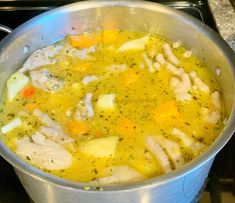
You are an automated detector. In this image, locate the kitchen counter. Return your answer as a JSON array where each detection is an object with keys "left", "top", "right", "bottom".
[{"left": 208, "top": 0, "right": 235, "bottom": 52}]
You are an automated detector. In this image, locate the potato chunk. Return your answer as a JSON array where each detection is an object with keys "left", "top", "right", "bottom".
[
  {"left": 1, "top": 117, "right": 22, "bottom": 134},
  {"left": 96, "top": 94, "right": 115, "bottom": 111},
  {"left": 80, "top": 136, "right": 119, "bottom": 157},
  {"left": 118, "top": 35, "right": 149, "bottom": 51},
  {"left": 7, "top": 72, "right": 29, "bottom": 101}
]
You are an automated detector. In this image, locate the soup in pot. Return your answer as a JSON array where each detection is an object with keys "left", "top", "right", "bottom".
[{"left": 0, "top": 30, "right": 224, "bottom": 184}]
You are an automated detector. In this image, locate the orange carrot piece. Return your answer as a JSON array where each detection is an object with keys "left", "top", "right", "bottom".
[
  {"left": 68, "top": 34, "right": 100, "bottom": 48},
  {"left": 22, "top": 86, "right": 36, "bottom": 98},
  {"left": 67, "top": 120, "right": 88, "bottom": 135},
  {"left": 152, "top": 101, "right": 179, "bottom": 122}
]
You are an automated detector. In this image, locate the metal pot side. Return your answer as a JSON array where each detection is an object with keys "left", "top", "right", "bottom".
[{"left": 0, "top": 1, "right": 235, "bottom": 203}]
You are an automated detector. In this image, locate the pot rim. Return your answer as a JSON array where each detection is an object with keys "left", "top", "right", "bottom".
[{"left": 0, "top": 0, "right": 235, "bottom": 192}]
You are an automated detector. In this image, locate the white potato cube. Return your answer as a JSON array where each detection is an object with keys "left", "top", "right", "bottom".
[
  {"left": 7, "top": 72, "right": 29, "bottom": 101},
  {"left": 96, "top": 94, "right": 115, "bottom": 111},
  {"left": 80, "top": 136, "right": 119, "bottom": 157},
  {"left": 118, "top": 35, "right": 149, "bottom": 51},
  {"left": 1, "top": 117, "right": 22, "bottom": 134}
]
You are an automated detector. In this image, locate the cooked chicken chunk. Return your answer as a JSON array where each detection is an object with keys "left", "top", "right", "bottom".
[
  {"left": 30, "top": 69, "right": 63, "bottom": 92},
  {"left": 15, "top": 132, "right": 73, "bottom": 170},
  {"left": 90, "top": 165, "right": 144, "bottom": 184},
  {"left": 146, "top": 137, "right": 172, "bottom": 173},
  {"left": 19, "top": 45, "right": 62, "bottom": 73},
  {"left": 75, "top": 93, "right": 94, "bottom": 120}
]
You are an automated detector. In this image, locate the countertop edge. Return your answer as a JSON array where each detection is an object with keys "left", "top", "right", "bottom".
[{"left": 208, "top": 0, "right": 235, "bottom": 52}]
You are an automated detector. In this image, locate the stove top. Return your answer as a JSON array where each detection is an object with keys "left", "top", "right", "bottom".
[
  {"left": 0, "top": 0, "right": 217, "bottom": 39},
  {"left": 0, "top": 1, "right": 234, "bottom": 203}
]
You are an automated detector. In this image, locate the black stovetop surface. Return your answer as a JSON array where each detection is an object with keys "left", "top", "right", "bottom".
[{"left": 0, "top": 1, "right": 234, "bottom": 203}]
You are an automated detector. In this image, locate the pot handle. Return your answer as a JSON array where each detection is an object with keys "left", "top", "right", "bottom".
[{"left": 0, "top": 24, "right": 12, "bottom": 34}]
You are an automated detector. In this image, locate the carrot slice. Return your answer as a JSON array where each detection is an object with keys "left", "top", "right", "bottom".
[
  {"left": 152, "top": 101, "right": 179, "bottom": 122},
  {"left": 68, "top": 34, "right": 100, "bottom": 48},
  {"left": 67, "top": 120, "right": 88, "bottom": 135},
  {"left": 22, "top": 86, "right": 36, "bottom": 98}
]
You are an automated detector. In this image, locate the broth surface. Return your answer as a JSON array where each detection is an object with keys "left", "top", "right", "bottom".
[{"left": 0, "top": 30, "right": 224, "bottom": 183}]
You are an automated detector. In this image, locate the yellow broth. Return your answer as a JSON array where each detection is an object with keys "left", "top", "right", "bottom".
[{"left": 0, "top": 30, "right": 224, "bottom": 183}]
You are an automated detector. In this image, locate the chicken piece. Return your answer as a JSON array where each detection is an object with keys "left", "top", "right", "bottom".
[
  {"left": 166, "top": 63, "right": 183, "bottom": 76},
  {"left": 155, "top": 53, "right": 166, "bottom": 65},
  {"left": 211, "top": 91, "right": 221, "bottom": 111},
  {"left": 154, "top": 135, "right": 185, "bottom": 168},
  {"left": 90, "top": 166, "right": 144, "bottom": 184},
  {"left": 201, "top": 91, "right": 221, "bottom": 125},
  {"left": 82, "top": 75, "right": 98, "bottom": 85},
  {"left": 146, "top": 137, "right": 172, "bottom": 173},
  {"left": 33, "top": 109, "right": 74, "bottom": 147},
  {"left": 153, "top": 62, "right": 161, "bottom": 71},
  {"left": 33, "top": 109, "right": 60, "bottom": 129},
  {"left": 19, "top": 45, "right": 62, "bottom": 73},
  {"left": 75, "top": 93, "right": 94, "bottom": 120},
  {"left": 170, "top": 72, "right": 192, "bottom": 102},
  {"left": 190, "top": 71, "right": 209, "bottom": 94},
  {"left": 171, "top": 128, "right": 205, "bottom": 155},
  {"left": 15, "top": 132, "right": 73, "bottom": 170},
  {"left": 30, "top": 69, "right": 63, "bottom": 92},
  {"left": 69, "top": 46, "right": 95, "bottom": 59},
  {"left": 39, "top": 126, "right": 74, "bottom": 146},
  {"left": 142, "top": 53, "right": 155, "bottom": 73},
  {"left": 172, "top": 41, "right": 182, "bottom": 49},
  {"left": 203, "top": 109, "right": 221, "bottom": 125},
  {"left": 163, "top": 43, "right": 180, "bottom": 66},
  {"left": 183, "top": 50, "right": 192, "bottom": 58}
]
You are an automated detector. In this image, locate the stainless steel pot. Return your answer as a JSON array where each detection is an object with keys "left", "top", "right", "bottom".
[{"left": 0, "top": 1, "right": 234, "bottom": 203}]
